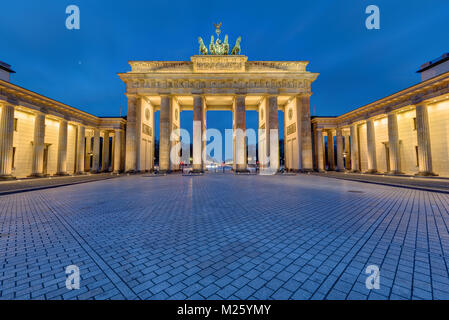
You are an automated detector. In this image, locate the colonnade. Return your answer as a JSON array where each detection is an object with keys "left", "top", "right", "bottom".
[
  {"left": 0, "top": 102, "right": 124, "bottom": 179},
  {"left": 125, "top": 94, "right": 313, "bottom": 173},
  {"left": 315, "top": 102, "right": 436, "bottom": 176}
]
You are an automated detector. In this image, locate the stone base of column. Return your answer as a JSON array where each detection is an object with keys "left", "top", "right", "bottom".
[
  {"left": 365, "top": 169, "right": 378, "bottom": 174},
  {"left": 300, "top": 168, "right": 314, "bottom": 173},
  {"left": 55, "top": 172, "right": 70, "bottom": 176},
  {"left": 387, "top": 170, "right": 405, "bottom": 176},
  {"left": 89, "top": 170, "right": 101, "bottom": 174},
  {"left": 351, "top": 170, "right": 361, "bottom": 173},
  {"left": 0, "top": 175, "right": 16, "bottom": 180},
  {"left": 75, "top": 171, "right": 87, "bottom": 175},
  {"left": 28, "top": 173, "right": 49, "bottom": 178},
  {"left": 416, "top": 171, "right": 438, "bottom": 177}
]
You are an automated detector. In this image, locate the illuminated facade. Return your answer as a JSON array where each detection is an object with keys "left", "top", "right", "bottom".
[
  {"left": 1, "top": 51, "right": 449, "bottom": 179},
  {"left": 312, "top": 53, "right": 449, "bottom": 177},
  {"left": 0, "top": 62, "right": 125, "bottom": 179}
]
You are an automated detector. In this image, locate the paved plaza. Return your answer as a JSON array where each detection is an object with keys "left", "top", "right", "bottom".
[{"left": 1, "top": 174, "right": 449, "bottom": 300}]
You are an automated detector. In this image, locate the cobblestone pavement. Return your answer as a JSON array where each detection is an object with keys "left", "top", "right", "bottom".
[
  {"left": 1, "top": 174, "right": 449, "bottom": 300},
  {"left": 0, "top": 173, "right": 121, "bottom": 195},
  {"left": 312, "top": 172, "right": 449, "bottom": 193}
]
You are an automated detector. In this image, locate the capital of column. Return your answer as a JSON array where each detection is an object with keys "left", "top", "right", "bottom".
[
  {"left": 297, "top": 92, "right": 312, "bottom": 98},
  {"left": 234, "top": 94, "right": 246, "bottom": 102}
]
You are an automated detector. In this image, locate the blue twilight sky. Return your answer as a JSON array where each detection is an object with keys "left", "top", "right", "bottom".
[{"left": 1, "top": 0, "right": 449, "bottom": 140}]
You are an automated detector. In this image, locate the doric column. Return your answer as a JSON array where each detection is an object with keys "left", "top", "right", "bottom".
[
  {"left": 91, "top": 129, "right": 100, "bottom": 173},
  {"left": 135, "top": 98, "right": 143, "bottom": 172},
  {"left": 113, "top": 130, "right": 122, "bottom": 173},
  {"left": 415, "top": 103, "right": 436, "bottom": 175},
  {"left": 350, "top": 124, "right": 360, "bottom": 172},
  {"left": 283, "top": 106, "right": 288, "bottom": 170},
  {"left": 159, "top": 95, "right": 171, "bottom": 172},
  {"left": 202, "top": 102, "right": 207, "bottom": 171},
  {"left": 316, "top": 129, "right": 325, "bottom": 172},
  {"left": 268, "top": 96, "right": 279, "bottom": 171},
  {"left": 192, "top": 95, "right": 204, "bottom": 172},
  {"left": 387, "top": 112, "right": 402, "bottom": 174},
  {"left": 366, "top": 118, "right": 377, "bottom": 173},
  {"left": 326, "top": 130, "right": 335, "bottom": 171},
  {"left": 125, "top": 95, "right": 137, "bottom": 172},
  {"left": 102, "top": 131, "right": 110, "bottom": 172},
  {"left": 298, "top": 94, "right": 313, "bottom": 171},
  {"left": 336, "top": 128, "right": 344, "bottom": 172},
  {"left": 56, "top": 119, "right": 68, "bottom": 175},
  {"left": 0, "top": 103, "right": 15, "bottom": 179},
  {"left": 84, "top": 132, "right": 92, "bottom": 172},
  {"left": 344, "top": 130, "right": 351, "bottom": 170},
  {"left": 234, "top": 95, "right": 247, "bottom": 172},
  {"left": 30, "top": 113, "right": 46, "bottom": 177},
  {"left": 76, "top": 125, "right": 85, "bottom": 174}
]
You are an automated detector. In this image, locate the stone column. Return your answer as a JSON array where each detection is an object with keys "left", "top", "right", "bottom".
[
  {"left": 350, "top": 124, "right": 360, "bottom": 172},
  {"left": 135, "top": 98, "right": 143, "bottom": 172},
  {"left": 125, "top": 95, "right": 137, "bottom": 172},
  {"left": 102, "top": 131, "right": 110, "bottom": 172},
  {"left": 0, "top": 103, "right": 15, "bottom": 179},
  {"left": 336, "top": 128, "right": 344, "bottom": 172},
  {"left": 30, "top": 113, "right": 46, "bottom": 177},
  {"left": 316, "top": 129, "right": 325, "bottom": 172},
  {"left": 326, "top": 130, "right": 335, "bottom": 170},
  {"left": 113, "top": 130, "right": 122, "bottom": 173},
  {"left": 202, "top": 102, "right": 207, "bottom": 171},
  {"left": 344, "top": 130, "right": 351, "bottom": 170},
  {"left": 91, "top": 129, "right": 100, "bottom": 173},
  {"left": 56, "top": 119, "right": 68, "bottom": 175},
  {"left": 192, "top": 95, "right": 204, "bottom": 172},
  {"left": 366, "top": 118, "right": 377, "bottom": 173},
  {"left": 415, "top": 103, "right": 436, "bottom": 176},
  {"left": 298, "top": 94, "right": 313, "bottom": 171},
  {"left": 84, "top": 132, "right": 92, "bottom": 172},
  {"left": 159, "top": 95, "right": 171, "bottom": 172},
  {"left": 76, "top": 125, "right": 85, "bottom": 174},
  {"left": 234, "top": 95, "right": 247, "bottom": 172},
  {"left": 283, "top": 107, "right": 288, "bottom": 170},
  {"left": 387, "top": 112, "right": 402, "bottom": 174},
  {"left": 268, "top": 96, "right": 279, "bottom": 171}
]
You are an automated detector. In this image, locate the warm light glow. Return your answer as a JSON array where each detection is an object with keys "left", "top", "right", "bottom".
[{"left": 45, "top": 118, "right": 60, "bottom": 127}]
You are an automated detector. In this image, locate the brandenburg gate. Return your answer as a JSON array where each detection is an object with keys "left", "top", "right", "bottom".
[{"left": 118, "top": 26, "right": 319, "bottom": 173}]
